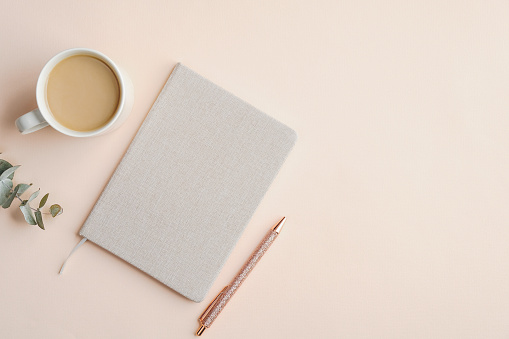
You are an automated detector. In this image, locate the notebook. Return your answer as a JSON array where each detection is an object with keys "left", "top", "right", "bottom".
[{"left": 79, "top": 64, "right": 297, "bottom": 302}]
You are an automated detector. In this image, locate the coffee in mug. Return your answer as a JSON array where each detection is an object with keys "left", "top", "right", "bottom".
[
  {"left": 15, "top": 48, "right": 133, "bottom": 137},
  {"left": 47, "top": 55, "right": 120, "bottom": 132}
]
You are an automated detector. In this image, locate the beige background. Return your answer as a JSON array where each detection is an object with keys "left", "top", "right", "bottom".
[{"left": 1, "top": 1, "right": 509, "bottom": 338}]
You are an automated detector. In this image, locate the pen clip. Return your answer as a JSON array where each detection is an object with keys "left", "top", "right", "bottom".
[{"left": 200, "top": 285, "right": 229, "bottom": 320}]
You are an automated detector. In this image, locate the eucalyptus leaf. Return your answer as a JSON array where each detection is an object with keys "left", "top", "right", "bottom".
[
  {"left": 16, "top": 183, "right": 32, "bottom": 196},
  {"left": 0, "top": 165, "right": 20, "bottom": 181},
  {"left": 39, "top": 193, "right": 49, "bottom": 208},
  {"left": 35, "top": 210, "right": 45, "bottom": 230},
  {"left": 0, "top": 165, "right": 19, "bottom": 180},
  {"left": 0, "top": 159, "right": 12, "bottom": 177},
  {"left": 1, "top": 178, "right": 13, "bottom": 190},
  {"left": 28, "top": 189, "right": 40, "bottom": 202},
  {"left": 20, "top": 202, "right": 36, "bottom": 225},
  {"left": 0, "top": 181, "right": 11, "bottom": 205},
  {"left": 2, "top": 184, "right": 20, "bottom": 208},
  {"left": 50, "top": 204, "right": 63, "bottom": 217}
]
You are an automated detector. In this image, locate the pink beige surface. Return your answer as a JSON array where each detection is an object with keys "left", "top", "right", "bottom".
[{"left": 1, "top": 1, "right": 509, "bottom": 338}]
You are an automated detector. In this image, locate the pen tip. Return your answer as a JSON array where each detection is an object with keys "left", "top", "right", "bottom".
[
  {"left": 196, "top": 325, "right": 206, "bottom": 336},
  {"left": 272, "top": 217, "right": 286, "bottom": 233}
]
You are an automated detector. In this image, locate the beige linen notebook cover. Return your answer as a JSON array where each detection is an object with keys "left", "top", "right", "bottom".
[{"left": 79, "top": 64, "right": 297, "bottom": 302}]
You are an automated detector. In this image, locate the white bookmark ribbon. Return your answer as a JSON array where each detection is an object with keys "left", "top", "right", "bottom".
[{"left": 59, "top": 237, "right": 88, "bottom": 275}]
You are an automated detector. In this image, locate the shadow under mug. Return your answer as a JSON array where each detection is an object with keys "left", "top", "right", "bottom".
[{"left": 15, "top": 48, "right": 134, "bottom": 137}]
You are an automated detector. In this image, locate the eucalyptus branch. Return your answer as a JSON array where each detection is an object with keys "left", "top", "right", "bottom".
[
  {"left": 14, "top": 195, "right": 44, "bottom": 212},
  {"left": 1, "top": 155, "right": 63, "bottom": 229}
]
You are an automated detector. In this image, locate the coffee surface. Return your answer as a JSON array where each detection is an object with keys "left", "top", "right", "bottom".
[{"left": 46, "top": 55, "right": 120, "bottom": 131}]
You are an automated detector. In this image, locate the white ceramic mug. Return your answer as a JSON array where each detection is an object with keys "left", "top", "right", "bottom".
[{"left": 15, "top": 48, "right": 134, "bottom": 137}]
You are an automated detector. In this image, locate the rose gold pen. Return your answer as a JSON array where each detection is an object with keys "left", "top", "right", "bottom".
[{"left": 196, "top": 217, "right": 286, "bottom": 336}]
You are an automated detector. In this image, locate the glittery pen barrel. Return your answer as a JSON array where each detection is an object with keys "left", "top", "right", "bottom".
[{"left": 196, "top": 217, "right": 286, "bottom": 336}]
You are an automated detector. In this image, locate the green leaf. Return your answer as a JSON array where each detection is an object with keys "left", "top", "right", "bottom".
[
  {"left": 35, "top": 210, "right": 45, "bottom": 230},
  {"left": 0, "top": 159, "right": 12, "bottom": 177},
  {"left": 50, "top": 204, "right": 63, "bottom": 217},
  {"left": 0, "top": 180, "right": 12, "bottom": 205},
  {"left": 1, "top": 178, "right": 13, "bottom": 190},
  {"left": 39, "top": 193, "right": 49, "bottom": 208},
  {"left": 20, "top": 201, "right": 36, "bottom": 225},
  {"left": 16, "top": 183, "right": 32, "bottom": 196},
  {"left": 28, "top": 189, "right": 40, "bottom": 202},
  {"left": 0, "top": 165, "right": 20, "bottom": 181},
  {"left": 2, "top": 184, "right": 20, "bottom": 208}
]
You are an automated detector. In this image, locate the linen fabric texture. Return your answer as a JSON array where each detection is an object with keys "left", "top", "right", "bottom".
[{"left": 79, "top": 64, "right": 297, "bottom": 302}]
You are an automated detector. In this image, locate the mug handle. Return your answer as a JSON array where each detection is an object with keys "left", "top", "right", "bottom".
[{"left": 15, "top": 108, "right": 49, "bottom": 134}]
